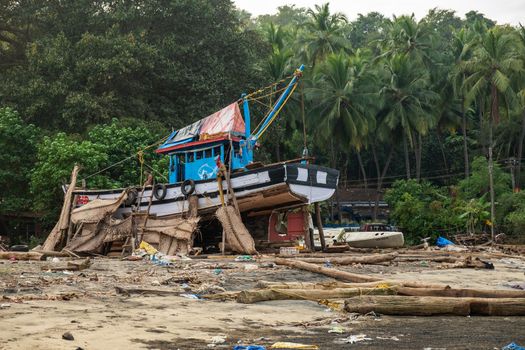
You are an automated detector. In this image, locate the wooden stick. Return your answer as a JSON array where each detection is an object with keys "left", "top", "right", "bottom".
[
  {"left": 344, "top": 296, "right": 525, "bottom": 316},
  {"left": 314, "top": 203, "right": 326, "bottom": 251}
]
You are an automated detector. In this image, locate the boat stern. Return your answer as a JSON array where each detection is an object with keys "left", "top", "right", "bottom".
[{"left": 285, "top": 163, "right": 339, "bottom": 204}]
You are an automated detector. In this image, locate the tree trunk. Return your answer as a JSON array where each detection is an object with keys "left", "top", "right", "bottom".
[
  {"left": 356, "top": 151, "right": 371, "bottom": 215},
  {"left": 436, "top": 132, "right": 449, "bottom": 174},
  {"left": 413, "top": 133, "right": 422, "bottom": 181},
  {"left": 344, "top": 295, "right": 525, "bottom": 316},
  {"left": 372, "top": 146, "right": 394, "bottom": 220},
  {"left": 488, "top": 86, "right": 497, "bottom": 242},
  {"left": 516, "top": 110, "right": 525, "bottom": 191},
  {"left": 403, "top": 134, "right": 411, "bottom": 179},
  {"left": 461, "top": 103, "right": 470, "bottom": 178}
]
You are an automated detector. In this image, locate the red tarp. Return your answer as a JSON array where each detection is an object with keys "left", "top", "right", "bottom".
[{"left": 170, "top": 103, "right": 245, "bottom": 143}]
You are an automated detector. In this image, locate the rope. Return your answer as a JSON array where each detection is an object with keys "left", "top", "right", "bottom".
[
  {"left": 255, "top": 82, "right": 298, "bottom": 139},
  {"left": 242, "top": 73, "right": 294, "bottom": 100},
  {"left": 82, "top": 134, "right": 170, "bottom": 182}
]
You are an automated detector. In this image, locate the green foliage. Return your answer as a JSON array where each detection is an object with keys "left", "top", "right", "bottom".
[
  {"left": 385, "top": 180, "right": 462, "bottom": 244},
  {"left": 497, "top": 192, "right": 525, "bottom": 234},
  {"left": 0, "top": 108, "right": 39, "bottom": 213},
  {"left": 0, "top": 0, "right": 269, "bottom": 132},
  {"left": 30, "top": 133, "right": 107, "bottom": 220},
  {"left": 86, "top": 119, "right": 168, "bottom": 188},
  {"left": 458, "top": 156, "right": 511, "bottom": 200}
]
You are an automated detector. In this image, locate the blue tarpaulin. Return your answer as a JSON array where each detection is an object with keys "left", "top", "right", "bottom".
[{"left": 436, "top": 236, "right": 454, "bottom": 247}]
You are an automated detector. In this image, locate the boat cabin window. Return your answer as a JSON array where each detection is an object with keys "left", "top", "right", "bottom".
[
  {"left": 205, "top": 148, "right": 212, "bottom": 158},
  {"left": 213, "top": 146, "right": 221, "bottom": 157},
  {"left": 196, "top": 150, "right": 203, "bottom": 160},
  {"left": 187, "top": 152, "right": 194, "bottom": 163},
  {"left": 178, "top": 154, "right": 185, "bottom": 164}
]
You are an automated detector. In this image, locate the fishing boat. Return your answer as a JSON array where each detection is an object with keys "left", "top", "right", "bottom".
[{"left": 72, "top": 65, "right": 340, "bottom": 218}]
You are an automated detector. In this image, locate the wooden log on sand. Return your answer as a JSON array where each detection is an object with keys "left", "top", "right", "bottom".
[
  {"left": 256, "top": 280, "right": 449, "bottom": 290},
  {"left": 344, "top": 296, "right": 525, "bottom": 316},
  {"left": 237, "top": 287, "right": 397, "bottom": 304},
  {"left": 275, "top": 257, "right": 381, "bottom": 283},
  {"left": 395, "top": 286, "right": 525, "bottom": 299},
  {"left": 287, "top": 252, "right": 398, "bottom": 265},
  {"left": 274, "top": 258, "right": 447, "bottom": 288},
  {"left": 0, "top": 251, "right": 44, "bottom": 261}
]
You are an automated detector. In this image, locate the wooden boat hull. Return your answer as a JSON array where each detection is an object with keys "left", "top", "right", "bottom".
[{"left": 73, "top": 163, "right": 339, "bottom": 218}]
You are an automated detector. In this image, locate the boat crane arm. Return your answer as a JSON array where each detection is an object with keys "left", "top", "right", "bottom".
[{"left": 246, "top": 64, "right": 304, "bottom": 142}]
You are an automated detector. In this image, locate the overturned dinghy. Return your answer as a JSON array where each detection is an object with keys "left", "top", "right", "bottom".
[{"left": 338, "top": 224, "right": 404, "bottom": 249}]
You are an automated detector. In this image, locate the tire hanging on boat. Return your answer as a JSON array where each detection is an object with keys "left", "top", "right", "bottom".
[
  {"left": 125, "top": 188, "right": 138, "bottom": 206},
  {"left": 181, "top": 179, "right": 195, "bottom": 196},
  {"left": 153, "top": 183, "right": 167, "bottom": 200}
]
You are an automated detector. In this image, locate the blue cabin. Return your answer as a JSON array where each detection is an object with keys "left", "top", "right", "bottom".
[{"left": 156, "top": 65, "right": 304, "bottom": 183}]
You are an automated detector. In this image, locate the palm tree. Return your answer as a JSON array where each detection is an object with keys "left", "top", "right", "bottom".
[
  {"left": 463, "top": 27, "right": 523, "bottom": 239},
  {"left": 308, "top": 51, "right": 375, "bottom": 155},
  {"left": 450, "top": 27, "right": 477, "bottom": 178},
  {"left": 300, "top": 3, "right": 349, "bottom": 68},
  {"left": 513, "top": 25, "right": 525, "bottom": 189},
  {"left": 307, "top": 50, "right": 376, "bottom": 222},
  {"left": 378, "top": 53, "right": 439, "bottom": 181},
  {"left": 381, "top": 15, "right": 432, "bottom": 64}
]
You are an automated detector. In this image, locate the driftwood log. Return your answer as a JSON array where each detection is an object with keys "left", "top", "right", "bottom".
[
  {"left": 274, "top": 258, "right": 449, "bottom": 288},
  {"left": 255, "top": 280, "right": 447, "bottom": 290},
  {"left": 286, "top": 252, "right": 398, "bottom": 265},
  {"left": 237, "top": 287, "right": 396, "bottom": 304},
  {"left": 395, "top": 286, "right": 525, "bottom": 299},
  {"left": 344, "top": 295, "right": 525, "bottom": 316},
  {"left": 0, "top": 251, "right": 44, "bottom": 261},
  {"left": 275, "top": 257, "right": 381, "bottom": 283},
  {"left": 115, "top": 286, "right": 182, "bottom": 296}
]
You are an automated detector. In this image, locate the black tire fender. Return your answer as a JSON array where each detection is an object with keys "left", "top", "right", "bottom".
[
  {"left": 181, "top": 179, "right": 196, "bottom": 196},
  {"left": 153, "top": 183, "right": 168, "bottom": 200}
]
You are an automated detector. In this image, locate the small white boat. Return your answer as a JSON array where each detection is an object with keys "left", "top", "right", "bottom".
[{"left": 339, "top": 223, "right": 404, "bottom": 248}]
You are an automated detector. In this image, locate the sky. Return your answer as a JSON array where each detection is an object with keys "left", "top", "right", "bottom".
[{"left": 233, "top": 0, "right": 525, "bottom": 25}]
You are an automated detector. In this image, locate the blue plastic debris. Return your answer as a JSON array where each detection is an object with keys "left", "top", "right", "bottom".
[
  {"left": 436, "top": 236, "right": 454, "bottom": 247},
  {"left": 502, "top": 342, "right": 525, "bottom": 350},
  {"left": 233, "top": 346, "right": 266, "bottom": 350}
]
